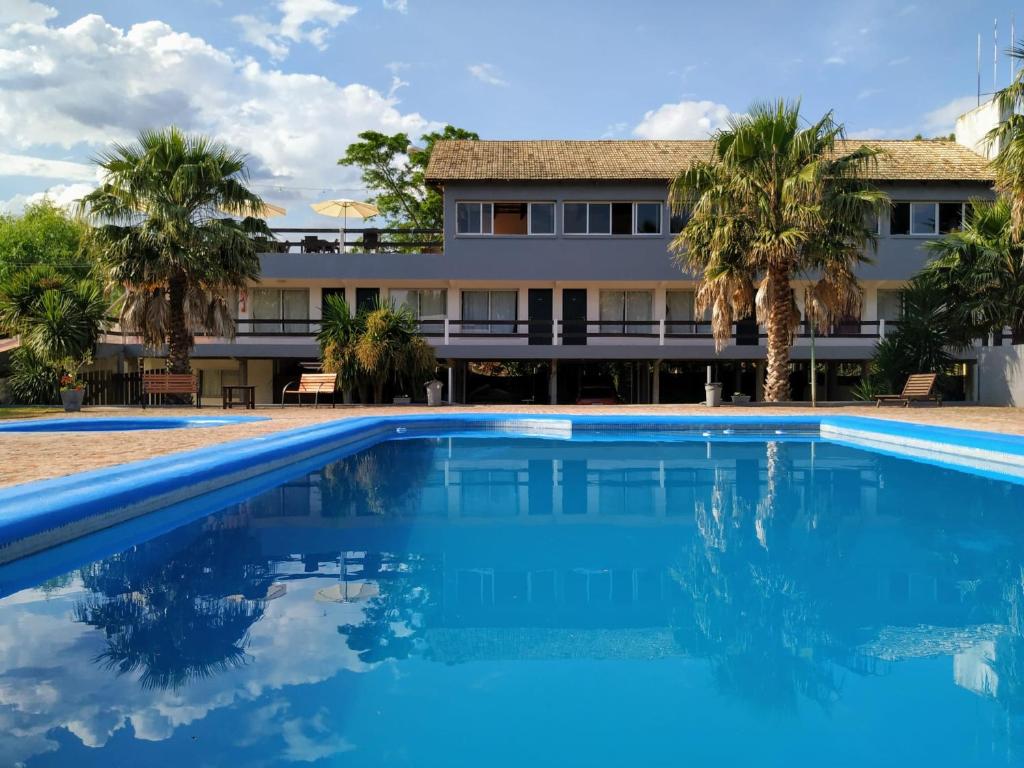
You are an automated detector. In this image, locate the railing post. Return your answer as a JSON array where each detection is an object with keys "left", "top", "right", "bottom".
[
  {"left": 553, "top": 319, "right": 559, "bottom": 346},
  {"left": 879, "top": 318, "right": 885, "bottom": 339},
  {"left": 444, "top": 318, "right": 450, "bottom": 345},
  {"left": 659, "top": 318, "right": 665, "bottom": 346}
]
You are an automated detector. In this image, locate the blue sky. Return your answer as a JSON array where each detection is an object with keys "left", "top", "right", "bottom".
[{"left": 0, "top": 0, "right": 1020, "bottom": 225}]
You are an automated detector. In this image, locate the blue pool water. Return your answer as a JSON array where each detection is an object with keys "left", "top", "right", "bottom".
[
  {"left": 0, "top": 415, "right": 267, "bottom": 432},
  {"left": 2, "top": 432, "right": 1024, "bottom": 766}
]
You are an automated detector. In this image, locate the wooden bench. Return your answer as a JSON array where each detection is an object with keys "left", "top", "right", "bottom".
[
  {"left": 875, "top": 373, "right": 941, "bottom": 407},
  {"left": 142, "top": 373, "right": 201, "bottom": 408},
  {"left": 281, "top": 372, "right": 338, "bottom": 408}
]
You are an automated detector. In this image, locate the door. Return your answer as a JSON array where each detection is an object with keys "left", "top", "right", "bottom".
[
  {"left": 528, "top": 289, "right": 553, "bottom": 345},
  {"left": 562, "top": 289, "right": 587, "bottom": 346},
  {"left": 355, "top": 287, "right": 379, "bottom": 313},
  {"left": 735, "top": 314, "right": 759, "bottom": 346}
]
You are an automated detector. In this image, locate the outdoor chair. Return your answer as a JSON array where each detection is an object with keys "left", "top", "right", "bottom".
[
  {"left": 875, "top": 373, "right": 942, "bottom": 407},
  {"left": 281, "top": 372, "right": 338, "bottom": 408}
]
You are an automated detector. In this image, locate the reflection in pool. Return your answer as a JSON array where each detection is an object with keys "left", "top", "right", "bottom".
[{"left": 1, "top": 435, "right": 1024, "bottom": 766}]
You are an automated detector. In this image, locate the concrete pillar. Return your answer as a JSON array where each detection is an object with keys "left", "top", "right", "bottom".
[
  {"left": 239, "top": 358, "right": 248, "bottom": 386},
  {"left": 652, "top": 360, "right": 661, "bottom": 404},
  {"left": 551, "top": 359, "right": 561, "bottom": 404}
]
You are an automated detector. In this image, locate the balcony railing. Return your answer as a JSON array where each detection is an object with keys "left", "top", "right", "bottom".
[{"left": 258, "top": 227, "right": 442, "bottom": 253}]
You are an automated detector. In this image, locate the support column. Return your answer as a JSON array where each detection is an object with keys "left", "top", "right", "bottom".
[
  {"left": 549, "top": 359, "right": 558, "bottom": 405},
  {"left": 652, "top": 360, "right": 662, "bottom": 404}
]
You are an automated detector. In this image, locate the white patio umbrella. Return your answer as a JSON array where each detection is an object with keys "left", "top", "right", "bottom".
[
  {"left": 310, "top": 198, "right": 380, "bottom": 251},
  {"left": 220, "top": 201, "right": 287, "bottom": 218}
]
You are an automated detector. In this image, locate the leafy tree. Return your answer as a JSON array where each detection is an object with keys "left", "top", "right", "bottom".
[
  {"left": 338, "top": 125, "right": 478, "bottom": 231},
  {"left": 0, "top": 200, "right": 92, "bottom": 284},
  {"left": 924, "top": 198, "right": 1024, "bottom": 343},
  {"left": 317, "top": 292, "right": 364, "bottom": 401},
  {"left": 356, "top": 301, "right": 437, "bottom": 403},
  {"left": 669, "top": 100, "right": 887, "bottom": 401},
  {"left": 81, "top": 127, "right": 270, "bottom": 375}
]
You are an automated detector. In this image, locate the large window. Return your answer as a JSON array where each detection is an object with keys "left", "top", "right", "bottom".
[
  {"left": 563, "top": 202, "right": 662, "bottom": 235},
  {"left": 461, "top": 290, "right": 517, "bottom": 333},
  {"left": 890, "top": 202, "right": 964, "bottom": 235},
  {"left": 666, "top": 290, "right": 696, "bottom": 333},
  {"left": 456, "top": 202, "right": 493, "bottom": 235},
  {"left": 390, "top": 288, "right": 447, "bottom": 330},
  {"left": 250, "top": 288, "right": 308, "bottom": 334},
  {"left": 599, "top": 290, "right": 653, "bottom": 335},
  {"left": 876, "top": 289, "right": 904, "bottom": 323},
  {"left": 458, "top": 202, "right": 554, "bottom": 235}
]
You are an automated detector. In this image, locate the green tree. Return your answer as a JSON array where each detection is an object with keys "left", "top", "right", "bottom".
[
  {"left": 81, "top": 127, "right": 270, "bottom": 375},
  {"left": 317, "top": 292, "right": 364, "bottom": 401},
  {"left": 0, "top": 200, "right": 92, "bottom": 284},
  {"left": 669, "top": 100, "right": 887, "bottom": 401},
  {"left": 356, "top": 301, "right": 437, "bottom": 403},
  {"left": 0, "top": 265, "right": 110, "bottom": 402},
  {"left": 338, "top": 125, "right": 478, "bottom": 231},
  {"left": 924, "top": 198, "right": 1024, "bottom": 344}
]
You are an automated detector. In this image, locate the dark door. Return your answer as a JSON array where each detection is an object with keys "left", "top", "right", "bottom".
[
  {"left": 562, "top": 289, "right": 587, "bottom": 346},
  {"left": 528, "top": 289, "right": 553, "bottom": 345},
  {"left": 355, "top": 287, "right": 379, "bottom": 313},
  {"left": 321, "top": 287, "right": 346, "bottom": 314},
  {"left": 736, "top": 314, "right": 759, "bottom": 346}
]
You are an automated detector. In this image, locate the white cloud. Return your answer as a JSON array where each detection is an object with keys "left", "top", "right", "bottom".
[
  {"left": 632, "top": 99, "right": 733, "bottom": 139},
  {"left": 600, "top": 121, "right": 628, "bottom": 139},
  {"left": 383, "top": 0, "right": 408, "bottom": 12},
  {"left": 889, "top": 56, "right": 910, "bottom": 66},
  {"left": 857, "top": 88, "right": 881, "bottom": 100},
  {"left": 233, "top": 0, "right": 357, "bottom": 60},
  {"left": 824, "top": 55, "right": 846, "bottom": 65},
  {"left": 0, "top": 12, "right": 441, "bottom": 218},
  {"left": 468, "top": 63, "right": 508, "bottom": 87},
  {"left": 0, "top": 0, "right": 57, "bottom": 25},
  {"left": 923, "top": 95, "right": 978, "bottom": 134},
  {"left": 0, "top": 183, "right": 96, "bottom": 214},
  {"left": 0, "top": 152, "right": 96, "bottom": 180}
]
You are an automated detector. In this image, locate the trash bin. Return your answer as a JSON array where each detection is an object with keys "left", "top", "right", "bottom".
[
  {"left": 425, "top": 380, "right": 444, "bottom": 407},
  {"left": 704, "top": 382, "right": 722, "bottom": 407}
]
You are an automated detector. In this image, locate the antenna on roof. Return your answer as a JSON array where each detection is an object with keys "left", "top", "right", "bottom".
[
  {"left": 995, "top": 18, "right": 1000, "bottom": 92},
  {"left": 978, "top": 32, "right": 982, "bottom": 106}
]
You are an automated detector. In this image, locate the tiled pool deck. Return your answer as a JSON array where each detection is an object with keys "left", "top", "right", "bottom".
[{"left": 3, "top": 403, "right": 1024, "bottom": 488}]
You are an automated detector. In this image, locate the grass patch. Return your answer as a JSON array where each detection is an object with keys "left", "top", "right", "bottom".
[{"left": 0, "top": 406, "right": 63, "bottom": 420}]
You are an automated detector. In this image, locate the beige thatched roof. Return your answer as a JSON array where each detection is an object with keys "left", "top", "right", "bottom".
[{"left": 426, "top": 139, "right": 994, "bottom": 184}]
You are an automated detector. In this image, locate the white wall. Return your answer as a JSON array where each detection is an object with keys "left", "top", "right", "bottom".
[
  {"left": 955, "top": 98, "right": 1010, "bottom": 160},
  {"left": 977, "top": 344, "right": 1024, "bottom": 406}
]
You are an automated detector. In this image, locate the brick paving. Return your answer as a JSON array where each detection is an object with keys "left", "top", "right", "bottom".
[{"left": 2, "top": 404, "right": 1023, "bottom": 488}]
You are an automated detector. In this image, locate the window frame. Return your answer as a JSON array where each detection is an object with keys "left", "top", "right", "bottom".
[
  {"left": 909, "top": 202, "right": 938, "bottom": 236},
  {"left": 460, "top": 289, "right": 518, "bottom": 334},
  {"left": 455, "top": 201, "right": 494, "bottom": 236},
  {"left": 456, "top": 201, "right": 556, "bottom": 237},
  {"left": 889, "top": 202, "right": 966, "bottom": 237},
  {"left": 562, "top": 201, "right": 665, "bottom": 236},
  {"left": 390, "top": 288, "right": 448, "bottom": 321}
]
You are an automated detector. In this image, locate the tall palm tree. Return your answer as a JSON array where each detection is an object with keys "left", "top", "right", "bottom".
[
  {"left": 355, "top": 301, "right": 436, "bottom": 403},
  {"left": 925, "top": 198, "right": 1024, "bottom": 344},
  {"left": 989, "top": 45, "right": 1024, "bottom": 238},
  {"left": 317, "top": 292, "right": 364, "bottom": 401},
  {"left": 669, "top": 100, "right": 887, "bottom": 401},
  {"left": 81, "top": 127, "right": 270, "bottom": 374}
]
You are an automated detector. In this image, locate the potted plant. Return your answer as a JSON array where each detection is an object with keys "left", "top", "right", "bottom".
[
  {"left": 59, "top": 371, "right": 86, "bottom": 412},
  {"left": 731, "top": 391, "right": 752, "bottom": 405}
]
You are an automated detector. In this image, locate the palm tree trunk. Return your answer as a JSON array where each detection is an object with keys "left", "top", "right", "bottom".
[
  {"left": 763, "top": 266, "right": 793, "bottom": 402},
  {"left": 166, "top": 272, "right": 192, "bottom": 375}
]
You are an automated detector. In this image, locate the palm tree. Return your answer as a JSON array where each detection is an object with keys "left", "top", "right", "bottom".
[
  {"left": 81, "top": 127, "right": 270, "bottom": 374},
  {"left": 355, "top": 300, "right": 436, "bottom": 403},
  {"left": 925, "top": 198, "right": 1024, "bottom": 344},
  {"left": 317, "top": 292, "right": 364, "bottom": 402},
  {"left": 989, "top": 45, "right": 1024, "bottom": 238},
  {"left": 0, "top": 264, "right": 109, "bottom": 372},
  {"left": 669, "top": 100, "right": 887, "bottom": 401}
]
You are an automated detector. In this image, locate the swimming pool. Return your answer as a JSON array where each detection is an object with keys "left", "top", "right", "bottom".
[
  {"left": 1, "top": 419, "right": 1023, "bottom": 766},
  {"left": 0, "top": 415, "right": 268, "bottom": 432}
]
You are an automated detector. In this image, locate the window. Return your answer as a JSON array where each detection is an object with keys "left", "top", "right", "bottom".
[
  {"left": 666, "top": 290, "right": 695, "bottom": 333},
  {"left": 460, "top": 202, "right": 554, "bottom": 235},
  {"left": 456, "top": 202, "right": 493, "bottom": 235},
  {"left": 391, "top": 288, "right": 447, "bottom": 326},
  {"left": 564, "top": 203, "right": 588, "bottom": 234},
  {"left": 635, "top": 203, "right": 662, "bottom": 234},
  {"left": 599, "top": 290, "right": 653, "bottom": 335},
  {"left": 250, "top": 288, "right": 309, "bottom": 334},
  {"left": 669, "top": 209, "right": 690, "bottom": 234},
  {"left": 938, "top": 202, "right": 964, "bottom": 233},
  {"left": 611, "top": 203, "right": 632, "bottom": 235},
  {"left": 876, "top": 289, "right": 904, "bottom": 322},
  {"left": 493, "top": 203, "right": 527, "bottom": 235},
  {"left": 891, "top": 203, "right": 949, "bottom": 236},
  {"left": 911, "top": 203, "right": 937, "bottom": 235},
  {"left": 530, "top": 202, "right": 555, "bottom": 234},
  {"left": 461, "top": 290, "right": 517, "bottom": 333}
]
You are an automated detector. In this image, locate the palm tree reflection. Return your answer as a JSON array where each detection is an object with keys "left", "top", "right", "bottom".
[{"left": 74, "top": 516, "right": 274, "bottom": 691}]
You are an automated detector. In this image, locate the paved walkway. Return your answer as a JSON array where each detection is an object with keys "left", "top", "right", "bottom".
[{"left": 2, "top": 404, "right": 1023, "bottom": 488}]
